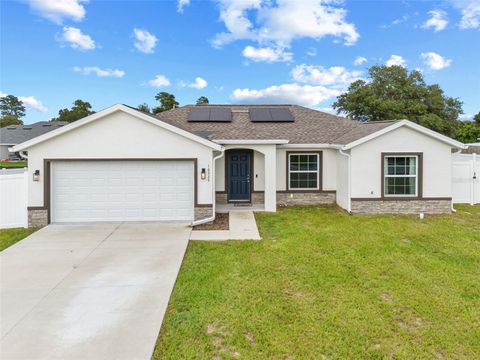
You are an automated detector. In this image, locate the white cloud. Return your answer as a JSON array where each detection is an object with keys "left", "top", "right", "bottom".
[
  {"left": 133, "top": 28, "right": 158, "bottom": 54},
  {"left": 459, "top": 113, "right": 474, "bottom": 121},
  {"left": 448, "top": 0, "right": 480, "bottom": 29},
  {"left": 291, "top": 64, "right": 363, "bottom": 88},
  {"left": 386, "top": 54, "right": 407, "bottom": 67},
  {"left": 19, "top": 96, "right": 48, "bottom": 113},
  {"left": 242, "top": 45, "right": 293, "bottom": 63},
  {"left": 353, "top": 56, "right": 367, "bottom": 66},
  {"left": 28, "top": 0, "right": 88, "bottom": 24},
  {"left": 212, "top": 0, "right": 359, "bottom": 49},
  {"left": 58, "top": 26, "right": 95, "bottom": 51},
  {"left": 306, "top": 47, "right": 317, "bottom": 57},
  {"left": 422, "top": 10, "right": 448, "bottom": 31},
  {"left": 381, "top": 14, "right": 410, "bottom": 28},
  {"left": 230, "top": 83, "right": 341, "bottom": 107},
  {"left": 73, "top": 66, "right": 125, "bottom": 78},
  {"left": 421, "top": 52, "right": 452, "bottom": 70},
  {"left": 177, "top": 0, "right": 190, "bottom": 13},
  {"left": 0, "top": 92, "right": 47, "bottom": 112},
  {"left": 180, "top": 77, "right": 208, "bottom": 89},
  {"left": 148, "top": 75, "right": 171, "bottom": 87}
]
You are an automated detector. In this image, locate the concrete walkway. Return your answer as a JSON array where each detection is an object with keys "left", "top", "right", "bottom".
[
  {"left": 0, "top": 222, "right": 190, "bottom": 360},
  {"left": 190, "top": 211, "right": 261, "bottom": 241}
]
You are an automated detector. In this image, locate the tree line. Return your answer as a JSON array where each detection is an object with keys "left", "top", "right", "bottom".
[
  {"left": 1, "top": 65, "right": 478, "bottom": 142},
  {"left": 0, "top": 94, "right": 209, "bottom": 128}
]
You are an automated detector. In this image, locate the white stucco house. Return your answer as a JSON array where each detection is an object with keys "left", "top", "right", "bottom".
[{"left": 11, "top": 104, "right": 466, "bottom": 228}]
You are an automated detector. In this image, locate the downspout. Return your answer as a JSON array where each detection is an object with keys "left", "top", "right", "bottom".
[
  {"left": 338, "top": 148, "right": 351, "bottom": 213},
  {"left": 191, "top": 147, "right": 225, "bottom": 226},
  {"left": 19, "top": 151, "right": 28, "bottom": 160}
]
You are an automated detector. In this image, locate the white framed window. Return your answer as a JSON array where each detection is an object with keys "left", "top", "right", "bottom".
[
  {"left": 384, "top": 155, "right": 418, "bottom": 197},
  {"left": 288, "top": 153, "right": 320, "bottom": 190}
]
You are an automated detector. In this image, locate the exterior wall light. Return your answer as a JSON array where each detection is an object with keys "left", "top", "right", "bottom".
[
  {"left": 201, "top": 168, "right": 206, "bottom": 180},
  {"left": 33, "top": 170, "right": 40, "bottom": 181}
]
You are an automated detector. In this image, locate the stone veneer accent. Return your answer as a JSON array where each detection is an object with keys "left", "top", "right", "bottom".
[
  {"left": 195, "top": 206, "right": 213, "bottom": 221},
  {"left": 216, "top": 192, "right": 265, "bottom": 205},
  {"left": 28, "top": 209, "right": 48, "bottom": 228},
  {"left": 216, "top": 192, "right": 228, "bottom": 205},
  {"left": 252, "top": 192, "right": 264, "bottom": 205},
  {"left": 351, "top": 199, "right": 452, "bottom": 214},
  {"left": 276, "top": 192, "right": 336, "bottom": 206}
]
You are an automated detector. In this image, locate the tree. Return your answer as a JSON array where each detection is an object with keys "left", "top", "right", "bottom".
[
  {"left": 196, "top": 96, "right": 209, "bottom": 105},
  {"left": 333, "top": 66, "right": 463, "bottom": 138},
  {"left": 51, "top": 100, "right": 95, "bottom": 122},
  {"left": 137, "top": 103, "right": 151, "bottom": 113},
  {"left": 474, "top": 112, "right": 480, "bottom": 124},
  {"left": 0, "top": 115, "right": 23, "bottom": 127},
  {"left": 153, "top": 92, "right": 179, "bottom": 114},
  {"left": 454, "top": 121, "right": 480, "bottom": 143},
  {"left": 0, "top": 95, "right": 25, "bottom": 127}
]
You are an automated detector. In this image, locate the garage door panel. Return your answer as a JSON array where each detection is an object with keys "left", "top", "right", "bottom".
[{"left": 51, "top": 161, "right": 194, "bottom": 222}]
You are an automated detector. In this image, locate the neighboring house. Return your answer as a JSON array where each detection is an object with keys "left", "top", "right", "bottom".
[
  {"left": 11, "top": 104, "right": 466, "bottom": 228},
  {"left": 462, "top": 143, "right": 480, "bottom": 154},
  {"left": 0, "top": 121, "right": 68, "bottom": 160}
]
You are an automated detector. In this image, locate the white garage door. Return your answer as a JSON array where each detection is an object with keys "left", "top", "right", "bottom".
[{"left": 51, "top": 160, "right": 194, "bottom": 222}]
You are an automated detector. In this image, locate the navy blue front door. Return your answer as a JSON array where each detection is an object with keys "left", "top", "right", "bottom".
[{"left": 227, "top": 151, "right": 251, "bottom": 201}]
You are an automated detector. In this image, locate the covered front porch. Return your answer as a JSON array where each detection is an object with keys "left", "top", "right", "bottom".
[{"left": 214, "top": 142, "right": 283, "bottom": 212}]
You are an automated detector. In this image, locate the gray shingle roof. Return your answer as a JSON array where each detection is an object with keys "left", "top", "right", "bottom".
[
  {"left": 155, "top": 105, "right": 397, "bottom": 145},
  {"left": 0, "top": 121, "right": 69, "bottom": 145}
]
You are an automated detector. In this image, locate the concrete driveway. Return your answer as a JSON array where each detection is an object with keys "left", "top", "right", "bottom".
[{"left": 0, "top": 222, "right": 191, "bottom": 360}]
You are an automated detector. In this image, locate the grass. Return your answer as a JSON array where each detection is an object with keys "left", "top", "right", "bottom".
[
  {"left": 0, "top": 228, "right": 36, "bottom": 251},
  {"left": 153, "top": 205, "right": 480, "bottom": 359},
  {"left": 0, "top": 161, "right": 27, "bottom": 168}
]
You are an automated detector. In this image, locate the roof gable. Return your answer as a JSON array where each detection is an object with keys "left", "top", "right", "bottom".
[
  {"left": 342, "top": 120, "right": 466, "bottom": 150},
  {"left": 11, "top": 104, "right": 222, "bottom": 152}
]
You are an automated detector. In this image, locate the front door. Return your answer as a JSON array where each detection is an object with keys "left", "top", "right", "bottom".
[{"left": 227, "top": 151, "right": 251, "bottom": 201}]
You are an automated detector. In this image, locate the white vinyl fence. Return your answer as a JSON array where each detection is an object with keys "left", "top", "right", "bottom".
[
  {"left": 452, "top": 153, "right": 479, "bottom": 205},
  {"left": 0, "top": 168, "right": 28, "bottom": 229}
]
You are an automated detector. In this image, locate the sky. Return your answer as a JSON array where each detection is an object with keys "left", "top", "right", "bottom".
[{"left": 1, "top": 0, "right": 479, "bottom": 124}]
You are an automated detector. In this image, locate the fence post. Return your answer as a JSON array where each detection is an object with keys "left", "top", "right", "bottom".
[{"left": 473, "top": 153, "right": 477, "bottom": 206}]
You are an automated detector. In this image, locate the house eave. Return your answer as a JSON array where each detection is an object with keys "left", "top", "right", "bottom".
[
  {"left": 213, "top": 139, "right": 290, "bottom": 145},
  {"left": 278, "top": 143, "right": 344, "bottom": 149}
]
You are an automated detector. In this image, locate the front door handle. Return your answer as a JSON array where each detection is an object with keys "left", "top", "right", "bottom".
[{"left": 246, "top": 175, "right": 250, "bottom": 182}]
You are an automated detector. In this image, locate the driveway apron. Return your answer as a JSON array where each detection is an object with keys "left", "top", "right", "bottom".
[{"left": 0, "top": 222, "right": 191, "bottom": 360}]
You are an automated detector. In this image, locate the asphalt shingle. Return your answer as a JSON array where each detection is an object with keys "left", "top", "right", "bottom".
[
  {"left": 155, "top": 104, "right": 397, "bottom": 145},
  {"left": 0, "top": 121, "right": 69, "bottom": 145}
]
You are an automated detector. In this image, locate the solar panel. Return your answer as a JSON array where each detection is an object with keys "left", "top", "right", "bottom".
[
  {"left": 249, "top": 108, "right": 272, "bottom": 121},
  {"left": 210, "top": 108, "right": 232, "bottom": 121},
  {"left": 187, "top": 108, "right": 232, "bottom": 122},
  {"left": 269, "top": 108, "right": 294, "bottom": 122},
  {"left": 249, "top": 108, "right": 294, "bottom": 122},
  {"left": 188, "top": 108, "right": 210, "bottom": 121}
]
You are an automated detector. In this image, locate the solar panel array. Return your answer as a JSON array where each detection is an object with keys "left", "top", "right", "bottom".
[
  {"left": 188, "top": 108, "right": 232, "bottom": 122},
  {"left": 249, "top": 108, "right": 294, "bottom": 122}
]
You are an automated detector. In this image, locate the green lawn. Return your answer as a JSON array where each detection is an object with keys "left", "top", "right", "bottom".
[
  {"left": 153, "top": 205, "right": 480, "bottom": 359},
  {"left": 0, "top": 161, "right": 27, "bottom": 168},
  {"left": 0, "top": 228, "right": 36, "bottom": 251}
]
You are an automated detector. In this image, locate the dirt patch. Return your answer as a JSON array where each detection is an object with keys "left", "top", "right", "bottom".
[
  {"left": 245, "top": 331, "right": 255, "bottom": 344},
  {"left": 194, "top": 213, "right": 229, "bottom": 230},
  {"left": 380, "top": 293, "right": 393, "bottom": 303}
]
